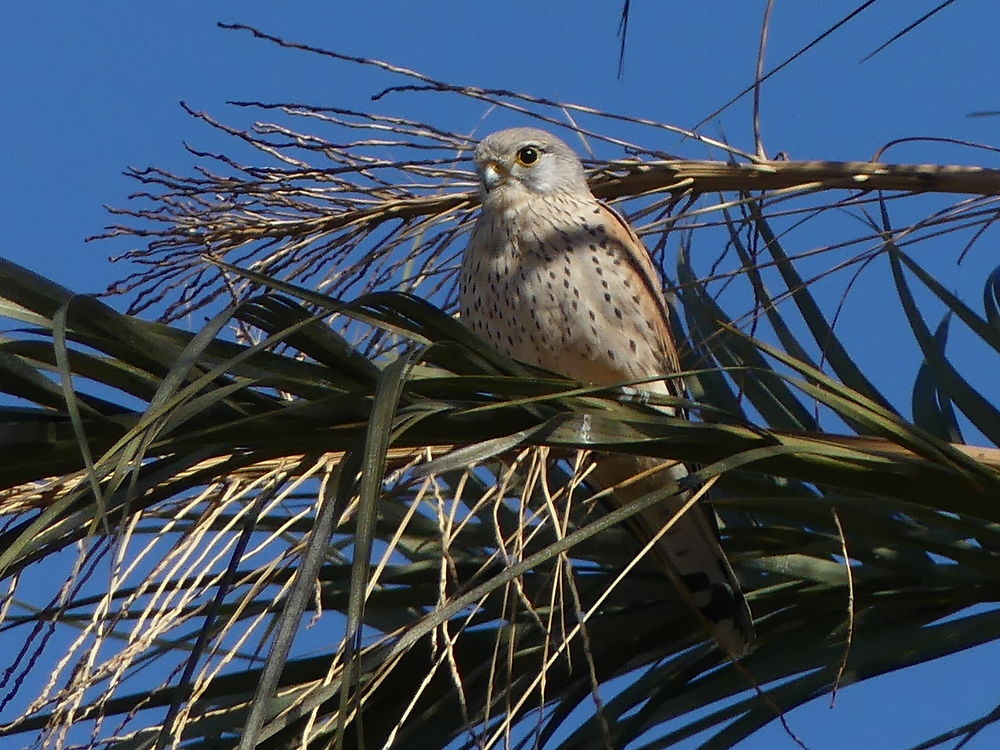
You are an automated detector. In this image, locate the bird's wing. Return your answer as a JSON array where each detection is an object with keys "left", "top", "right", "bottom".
[{"left": 596, "top": 200, "right": 684, "bottom": 382}]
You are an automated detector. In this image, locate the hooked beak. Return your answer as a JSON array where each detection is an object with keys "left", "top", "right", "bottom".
[{"left": 480, "top": 161, "right": 506, "bottom": 193}]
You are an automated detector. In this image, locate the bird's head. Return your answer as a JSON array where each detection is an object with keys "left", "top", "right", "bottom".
[{"left": 473, "top": 128, "right": 589, "bottom": 202}]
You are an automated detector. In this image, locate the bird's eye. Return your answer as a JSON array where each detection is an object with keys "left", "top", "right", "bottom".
[{"left": 515, "top": 145, "right": 540, "bottom": 166}]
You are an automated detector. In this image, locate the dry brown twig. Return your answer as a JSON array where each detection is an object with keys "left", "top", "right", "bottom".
[{"left": 6, "top": 435, "right": 1000, "bottom": 518}]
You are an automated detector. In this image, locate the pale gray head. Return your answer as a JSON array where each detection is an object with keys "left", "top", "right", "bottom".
[{"left": 473, "top": 128, "right": 589, "bottom": 200}]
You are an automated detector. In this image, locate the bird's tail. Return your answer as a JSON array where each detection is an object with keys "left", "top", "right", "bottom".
[{"left": 588, "top": 454, "right": 755, "bottom": 658}]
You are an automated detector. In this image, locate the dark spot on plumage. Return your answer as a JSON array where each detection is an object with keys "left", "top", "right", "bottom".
[
  {"left": 629, "top": 339, "right": 638, "bottom": 353},
  {"left": 604, "top": 293, "right": 612, "bottom": 303},
  {"left": 607, "top": 349, "right": 616, "bottom": 361},
  {"left": 631, "top": 294, "right": 641, "bottom": 306},
  {"left": 588, "top": 310, "right": 597, "bottom": 321},
  {"left": 601, "top": 280, "right": 609, "bottom": 289},
  {"left": 614, "top": 308, "right": 623, "bottom": 319}
]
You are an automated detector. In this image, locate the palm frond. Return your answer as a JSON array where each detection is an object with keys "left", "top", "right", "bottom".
[
  {"left": 3, "top": 22, "right": 1000, "bottom": 749},
  {"left": 2, "top": 231, "right": 999, "bottom": 747}
]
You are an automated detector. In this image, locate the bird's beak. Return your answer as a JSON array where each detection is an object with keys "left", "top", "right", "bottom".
[{"left": 481, "top": 161, "right": 506, "bottom": 193}]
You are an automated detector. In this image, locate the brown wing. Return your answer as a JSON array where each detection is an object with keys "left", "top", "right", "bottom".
[{"left": 596, "top": 200, "right": 684, "bottom": 387}]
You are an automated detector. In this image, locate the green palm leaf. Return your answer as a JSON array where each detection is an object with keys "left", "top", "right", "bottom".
[{"left": 2, "top": 235, "right": 999, "bottom": 748}]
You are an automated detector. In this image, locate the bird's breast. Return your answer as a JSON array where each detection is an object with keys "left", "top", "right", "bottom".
[{"left": 459, "top": 197, "right": 667, "bottom": 386}]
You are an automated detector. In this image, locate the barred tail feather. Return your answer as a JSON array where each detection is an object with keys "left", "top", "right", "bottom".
[{"left": 589, "top": 454, "right": 755, "bottom": 657}]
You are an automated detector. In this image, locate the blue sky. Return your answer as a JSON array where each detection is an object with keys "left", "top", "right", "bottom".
[{"left": 3, "top": 2, "right": 1000, "bottom": 748}]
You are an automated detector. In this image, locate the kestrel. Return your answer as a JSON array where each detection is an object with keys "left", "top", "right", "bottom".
[{"left": 459, "top": 127, "right": 755, "bottom": 656}]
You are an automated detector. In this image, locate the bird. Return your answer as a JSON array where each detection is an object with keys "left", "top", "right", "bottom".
[{"left": 458, "top": 127, "right": 755, "bottom": 657}]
